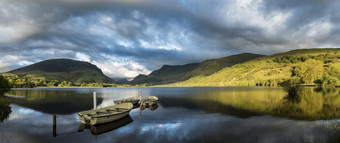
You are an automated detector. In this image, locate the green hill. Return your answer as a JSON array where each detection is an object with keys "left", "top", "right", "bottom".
[
  {"left": 131, "top": 53, "right": 263, "bottom": 85},
  {"left": 176, "top": 48, "right": 340, "bottom": 87},
  {"left": 6, "top": 59, "right": 115, "bottom": 84},
  {"left": 184, "top": 53, "right": 264, "bottom": 78}
]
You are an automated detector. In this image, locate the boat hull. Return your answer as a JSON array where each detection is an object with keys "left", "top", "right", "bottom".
[
  {"left": 89, "top": 111, "right": 130, "bottom": 125},
  {"left": 141, "top": 100, "right": 157, "bottom": 106},
  {"left": 114, "top": 100, "right": 139, "bottom": 105},
  {"left": 141, "top": 96, "right": 158, "bottom": 106},
  {"left": 78, "top": 103, "right": 133, "bottom": 125},
  {"left": 114, "top": 96, "right": 140, "bottom": 105}
]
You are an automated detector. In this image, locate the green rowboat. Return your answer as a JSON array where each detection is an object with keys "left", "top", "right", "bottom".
[
  {"left": 78, "top": 103, "right": 133, "bottom": 125},
  {"left": 114, "top": 95, "right": 141, "bottom": 105},
  {"left": 141, "top": 96, "right": 158, "bottom": 106}
]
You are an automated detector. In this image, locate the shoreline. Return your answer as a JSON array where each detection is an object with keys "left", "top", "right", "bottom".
[{"left": 8, "top": 84, "right": 339, "bottom": 89}]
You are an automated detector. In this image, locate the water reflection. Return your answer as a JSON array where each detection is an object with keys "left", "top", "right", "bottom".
[
  {"left": 158, "top": 87, "right": 340, "bottom": 120},
  {"left": 0, "top": 96, "right": 22, "bottom": 123},
  {"left": 5, "top": 87, "right": 340, "bottom": 120},
  {"left": 78, "top": 115, "right": 133, "bottom": 136},
  {"left": 2, "top": 87, "right": 340, "bottom": 143},
  {"left": 275, "top": 88, "right": 325, "bottom": 119},
  {"left": 329, "top": 131, "right": 340, "bottom": 143},
  {"left": 140, "top": 103, "right": 158, "bottom": 111},
  {"left": 7, "top": 89, "right": 103, "bottom": 114},
  {"left": 0, "top": 103, "right": 11, "bottom": 123}
]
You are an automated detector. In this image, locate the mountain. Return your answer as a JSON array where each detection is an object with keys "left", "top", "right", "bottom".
[
  {"left": 184, "top": 53, "right": 264, "bottom": 78},
  {"left": 131, "top": 63, "right": 200, "bottom": 84},
  {"left": 131, "top": 53, "right": 264, "bottom": 85},
  {"left": 8, "top": 59, "right": 115, "bottom": 83},
  {"left": 177, "top": 48, "right": 340, "bottom": 87}
]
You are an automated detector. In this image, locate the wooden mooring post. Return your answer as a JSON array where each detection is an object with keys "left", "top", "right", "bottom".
[
  {"left": 93, "top": 92, "right": 97, "bottom": 109},
  {"left": 139, "top": 88, "right": 142, "bottom": 102},
  {"left": 140, "top": 88, "right": 142, "bottom": 96},
  {"left": 139, "top": 88, "right": 142, "bottom": 119},
  {"left": 53, "top": 115, "right": 57, "bottom": 137}
]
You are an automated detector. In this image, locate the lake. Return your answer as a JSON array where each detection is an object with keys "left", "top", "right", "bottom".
[{"left": 1, "top": 87, "right": 340, "bottom": 143}]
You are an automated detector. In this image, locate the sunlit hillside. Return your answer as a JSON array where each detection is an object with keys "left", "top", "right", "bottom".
[
  {"left": 175, "top": 48, "right": 340, "bottom": 87},
  {"left": 131, "top": 53, "right": 263, "bottom": 85}
]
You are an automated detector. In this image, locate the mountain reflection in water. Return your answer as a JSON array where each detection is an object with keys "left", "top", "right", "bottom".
[
  {"left": 7, "top": 89, "right": 103, "bottom": 114},
  {"left": 1, "top": 87, "right": 340, "bottom": 143},
  {"left": 158, "top": 87, "right": 340, "bottom": 120}
]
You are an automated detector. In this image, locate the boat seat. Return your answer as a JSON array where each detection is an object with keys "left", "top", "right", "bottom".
[
  {"left": 116, "top": 108, "right": 129, "bottom": 111},
  {"left": 106, "top": 108, "right": 128, "bottom": 112},
  {"left": 87, "top": 111, "right": 112, "bottom": 117},
  {"left": 87, "top": 114, "right": 97, "bottom": 117},
  {"left": 96, "top": 111, "right": 111, "bottom": 114},
  {"left": 106, "top": 109, "right": 119, "bottom": 112}
]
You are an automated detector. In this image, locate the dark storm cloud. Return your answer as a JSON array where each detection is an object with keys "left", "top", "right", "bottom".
[
  {"left": 260, "top": 0, "right": 340, "bottom": 49},
  {"left": 262, "top": 0, "right": 339, "bottom": 28},
  {"left": 1, "top": 0, "right": 340, "bottom": 78}
]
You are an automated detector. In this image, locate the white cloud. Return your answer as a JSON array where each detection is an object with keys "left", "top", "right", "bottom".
[
  {"left": 93, "top": 55, "right": 151, "bottom": 78},
  {"left": 18, "top": 60, "right": 34, "bottom": 66},
  {"left": 76, "top": 52, "right": 91, "bottom": 62},
  {"left": 139, "top": 40, "right": 182, "bottom": 51},
  {"left": 0, "top": 55, "right": 25, "bottom": 72}
]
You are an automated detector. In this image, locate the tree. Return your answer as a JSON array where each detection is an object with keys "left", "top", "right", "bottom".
[
  {"left": 322, "top": 66, "right": 340, "bottom": 87},
  {"left": 0, "top": 75, "right": 11, "bottom": 96},
  {"left": 291, "top": 59, "right": 324, "bottom": 84}
]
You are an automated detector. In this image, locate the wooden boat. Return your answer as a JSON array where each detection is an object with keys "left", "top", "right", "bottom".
[
  {"left": 114, "top": 95, "right": 141, "bottom": 105},
  {"left": 132, "top": 103, "right": 141, "bottom": 109},
  {"left": 78, "top": 115, "right": 133, "bottom": 135},
  {"left": 78, "top": 103, "right": 133, "bottom": 125},
  {"left": 141, "top": 96, "right": 158, "bottom": 106}
]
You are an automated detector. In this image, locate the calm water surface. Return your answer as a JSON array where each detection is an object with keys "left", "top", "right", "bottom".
[{"left": 1, "top": 87, "right": 340, "bottom": 143}]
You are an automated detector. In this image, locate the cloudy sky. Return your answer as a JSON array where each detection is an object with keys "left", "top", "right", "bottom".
[{"left": 1, "top": 0, "right": 340, "bottom": 79}]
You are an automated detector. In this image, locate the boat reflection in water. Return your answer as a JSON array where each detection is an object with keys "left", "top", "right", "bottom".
[
  {"left": 139, "top": 103, "right": 158, "bottom": 119},
  {"left": 78, "top": 115, "right": 133, "bottom": 136},
  {"left": 140, "top": 103, "right": 158, "bottom": 111}
]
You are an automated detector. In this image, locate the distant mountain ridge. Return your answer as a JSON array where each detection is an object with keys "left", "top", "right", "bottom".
[
  {"left": 131, "top": 53, "right": 264, "bottom": 84},
  {"left": 8, "top": 59, "right": 115, "bottom": 83},
  {"left": 6, "top": 48, "right": 338, "bottom": 87},
  {"left": 131, "top": 63, "right": 200, "bottom": 84}
]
